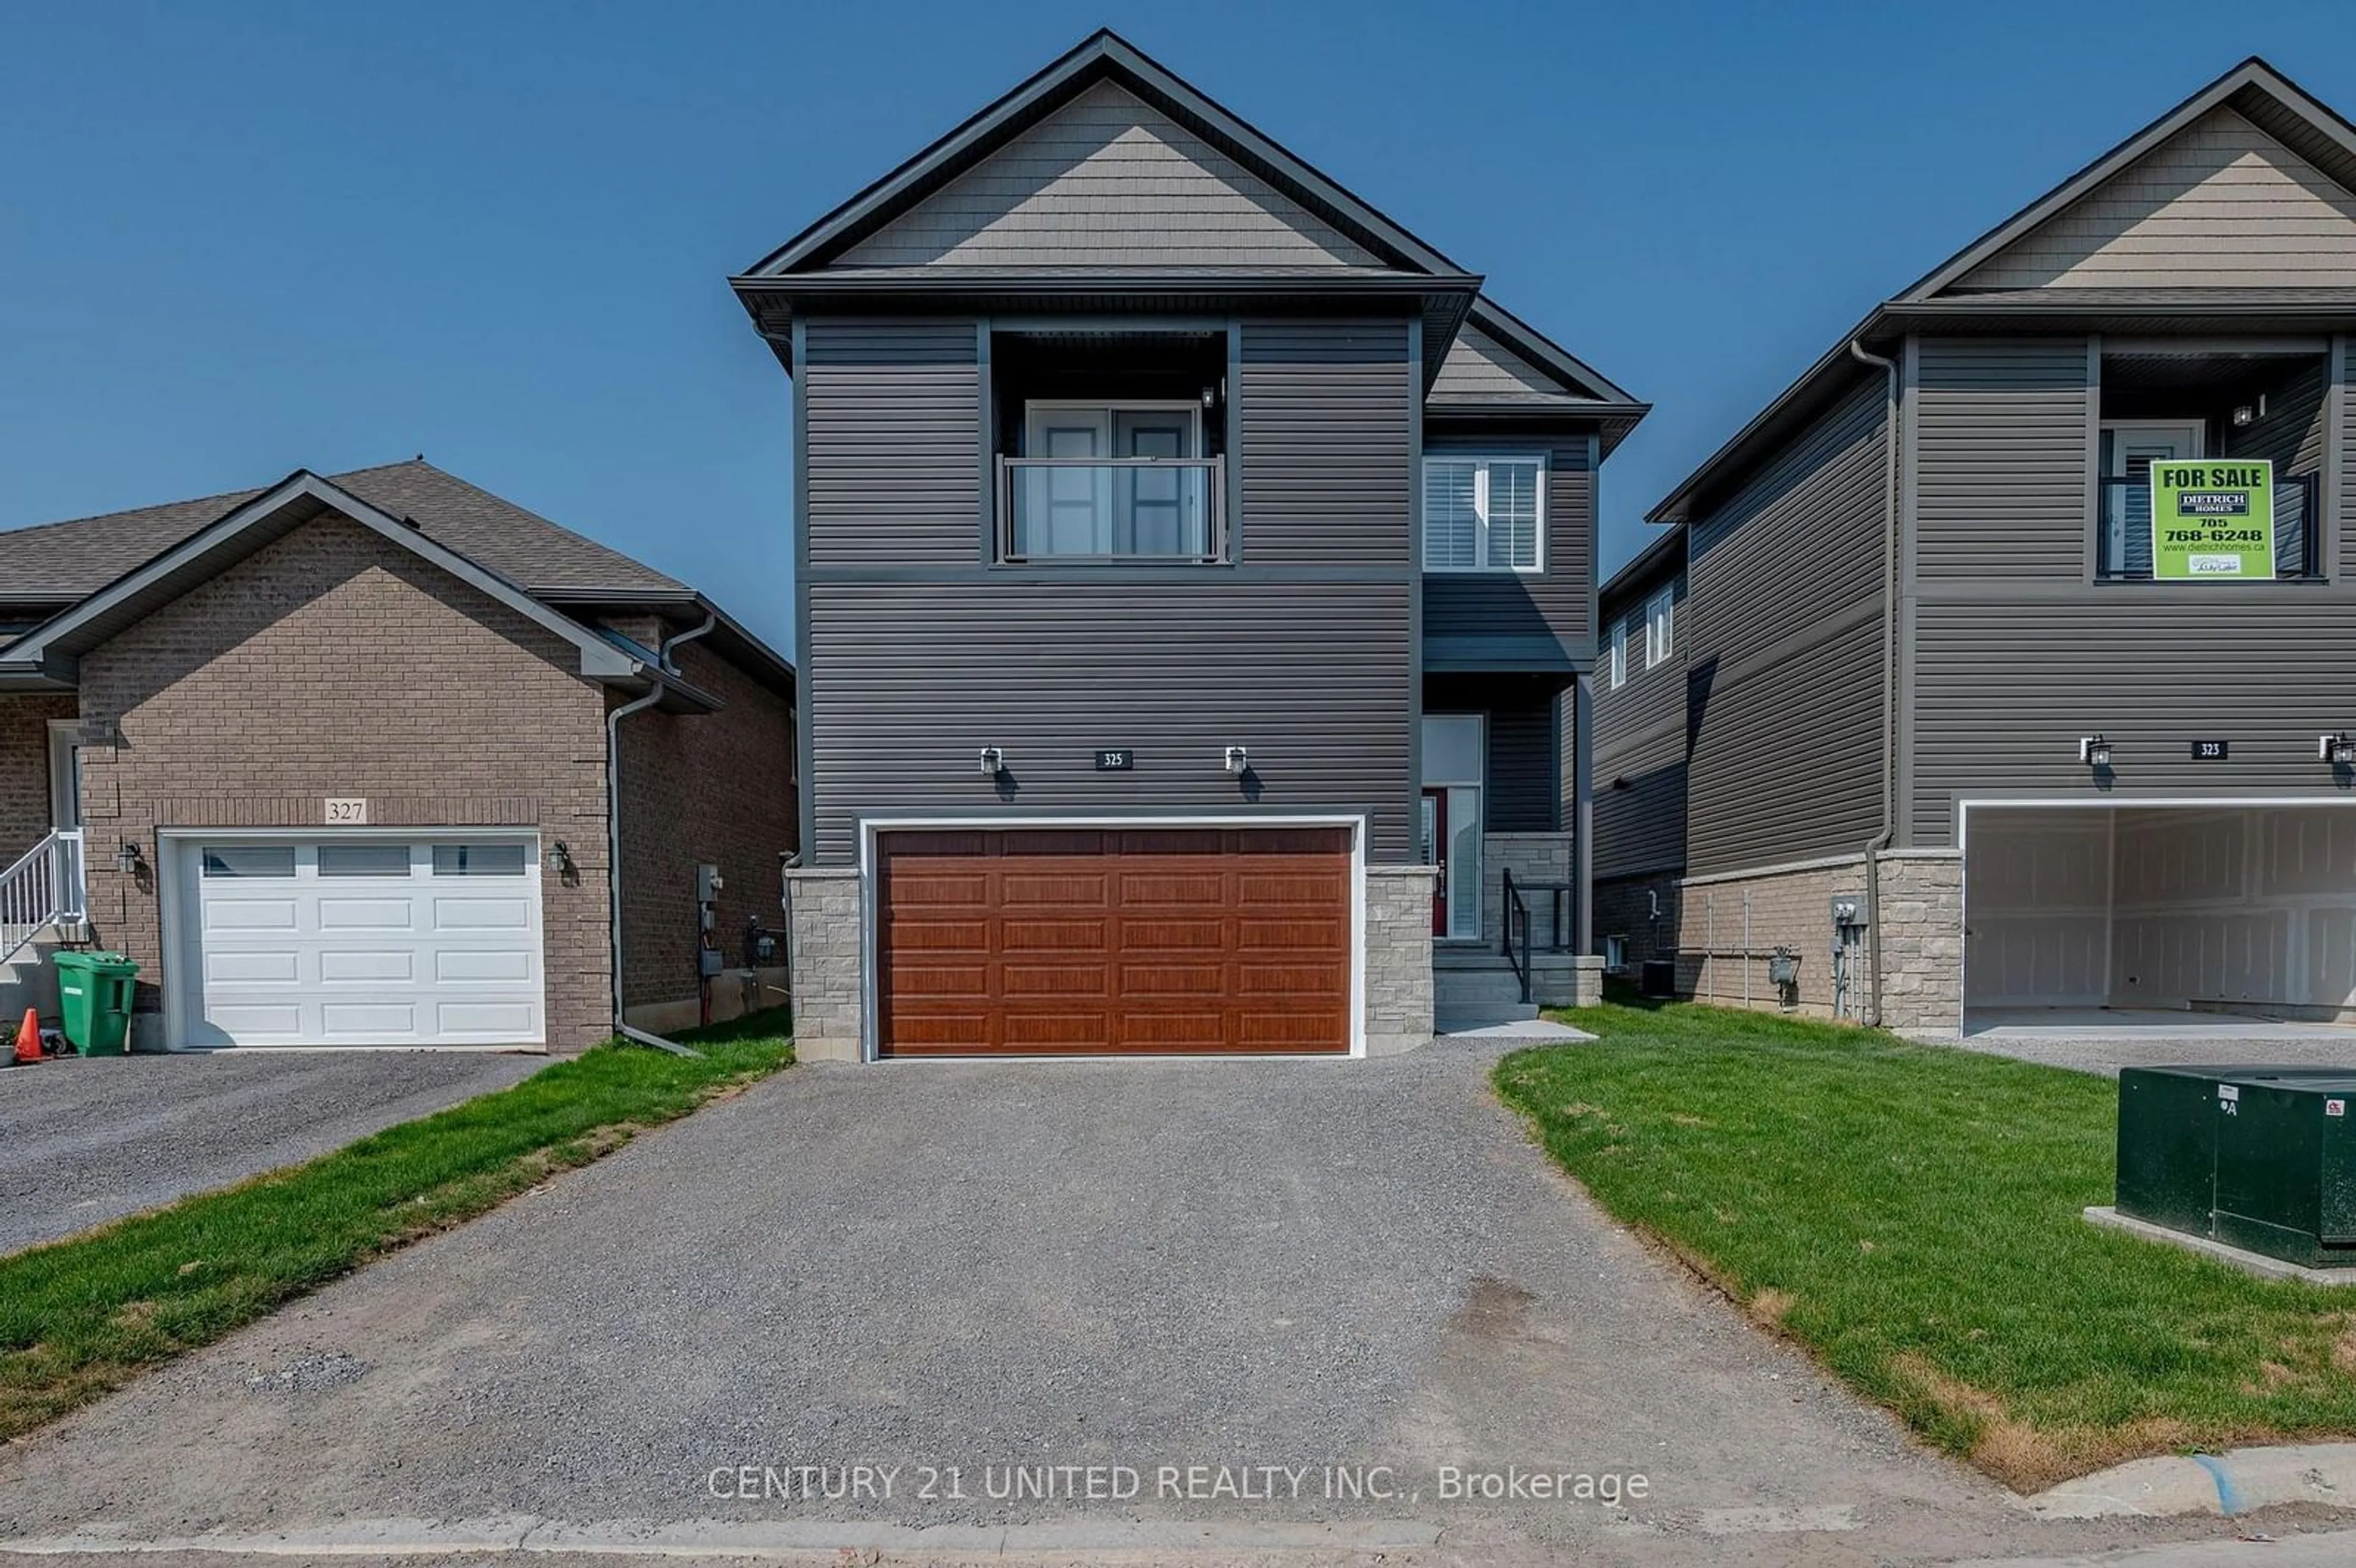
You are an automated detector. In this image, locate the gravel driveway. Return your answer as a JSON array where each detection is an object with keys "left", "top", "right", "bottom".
[
  {"left": 0, "top": 1049, "right": 545, "bottom": 1254},
  {"left": 0, "top": 1045, "right": 2254, "bottom": 1566}
]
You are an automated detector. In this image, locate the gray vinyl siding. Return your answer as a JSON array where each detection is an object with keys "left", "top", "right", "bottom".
[
  {"left": 804, "top": 582, "right": 1411, "bottom": 863},
  {"left": 798, "top": 313, "right": 1418, "bottom": 866},
  {"left": 802, "top": 318, "right": 981, "bottom": 568},
  {"left": 1484, "top": 694, "right": 1556, "bottom": 831},
  {"left": 1240, "top": 321, "right": 1414, "bottom": 566},
  {"left": 834, "top": 80, "right": 1379, "bottom": 271},
  {"left": 1914, "top": 337, "right": 2092, "bottom": 580},
  {"left": 1684, "top": 374, "right": 1890, "bottom": 877},
  {"left": 1421, "top": 437, "right": 1595, "bottom": 661},
  {"left": 1591, "top": 574, "right": 1686, "bottom": 879},
  {"left": 1905, "top": 333, "right": 2356, "bottom": 844}
]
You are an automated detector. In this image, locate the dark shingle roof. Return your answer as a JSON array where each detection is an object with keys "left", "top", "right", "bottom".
[{"left": 0, "top": 459, "right": 688, "bottom": 607}]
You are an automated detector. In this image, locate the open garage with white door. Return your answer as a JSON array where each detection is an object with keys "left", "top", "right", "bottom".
[
  {"left": 164, "top": 832, "right": 545, "bottom": 1049},
  {"left": 1963, "top": 803, "right": 2356, "bottom": 1030}
]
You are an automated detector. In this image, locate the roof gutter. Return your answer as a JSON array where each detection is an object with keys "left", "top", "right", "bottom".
[
  {"left": 1849, "top": 337, "right": 1903, "bottom": 1028},
  {"left": 606, "top": 611, "right": 718, "bottom": 1057}
]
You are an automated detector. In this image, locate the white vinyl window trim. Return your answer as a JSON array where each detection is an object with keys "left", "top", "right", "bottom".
[
  {"left": 1607, "top": 618, "right": 1629, "bottom": 690},
  {"left": 1645, "top": 586, "right": 1674, "bottom": 667},
  {"left": 1422, "top": 455, "right": 1546, "bottom": 573}
]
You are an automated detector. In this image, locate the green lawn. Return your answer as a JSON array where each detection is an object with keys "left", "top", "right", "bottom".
[
  {"left": 0, "top": 1010, "right": 793, "bottom": 1441},
  {"left": 1496, "top": 999, "right": 2356, "bottom": 1491}
]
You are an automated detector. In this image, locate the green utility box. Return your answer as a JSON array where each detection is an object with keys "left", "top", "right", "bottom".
[
  {"left": 2117, "top": 1064, "right": 2356, "bottom": 1269},
  {"left": 54, "top": 950, "right": 138, "bottom": 1058}
]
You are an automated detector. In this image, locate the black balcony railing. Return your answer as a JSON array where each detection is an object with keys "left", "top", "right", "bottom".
[{"left": 2096, "top": 471, "right": 2323, "bottom": 581}]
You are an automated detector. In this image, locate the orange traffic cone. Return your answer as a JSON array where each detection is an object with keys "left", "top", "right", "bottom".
[{"left": 12, "top": 1008, "right": 39, "bottom": 1064}]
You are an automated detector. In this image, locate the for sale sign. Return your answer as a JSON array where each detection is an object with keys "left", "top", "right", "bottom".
[{"left": 2151, "top": 459, "right": 2274, "bottom": 580}]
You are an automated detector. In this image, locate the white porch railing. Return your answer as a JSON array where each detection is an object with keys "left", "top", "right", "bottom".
[{"left": 0, "top": 829, "right": 85, "bottom": 965}]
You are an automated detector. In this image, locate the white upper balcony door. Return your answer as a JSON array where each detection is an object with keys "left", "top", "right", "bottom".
[
  {"left": 2100, "top": 420, "right": 2204, "bottom": 577},
  {"left": 1023, "top": 402, "right": 1203, "bottom": 559}
]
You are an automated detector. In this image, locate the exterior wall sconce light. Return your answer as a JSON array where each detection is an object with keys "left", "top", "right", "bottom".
[
  {"left": 2322, "top": 733, "right": 2356, "bottom": 766},
  {"left": 1223, "top": 745, "right": 1249, "bottom": 775},
  {"left": 979, "top": 746, "right": 1006, "bottom": 778},
  {"left": 115, "top": 839, "right": 143, "bottom": 875},
  {"left": 2079, "top": 734, "right": 2113, "bottom": 768},
  {"left": 546, "top": 840, "right": 575, "bottom": 874}
]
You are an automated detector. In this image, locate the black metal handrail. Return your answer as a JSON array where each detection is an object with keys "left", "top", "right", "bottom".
[
  {"left": 1511, "top": 879, "right": 1580, "bottom": 953},
  {"left": 1501, "top": 867, "right": 1531, "bottom": 1005},
  {"left": 2096, "top": 472, "right": 2322, "bottom": 581}
]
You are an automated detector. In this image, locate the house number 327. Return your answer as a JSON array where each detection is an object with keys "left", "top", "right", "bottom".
[{"left": 325, "top": 797, "right": 369, "bottom": 824}]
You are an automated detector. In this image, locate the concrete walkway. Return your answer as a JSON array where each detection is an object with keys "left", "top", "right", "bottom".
[
  {"left": 0, "top": 1044, "right": 2273, "bottom": 1566},
  {"left": 0, "top": 1049, "right": 545, "bottom": 1254},
  {"left": 1941, "top": 1008, "right": 2356, "bottom": 1077}
]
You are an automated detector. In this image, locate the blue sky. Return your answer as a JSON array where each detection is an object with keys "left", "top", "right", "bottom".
[{"left": 4, "top": 1, "right": 2352, "bottom": 653}]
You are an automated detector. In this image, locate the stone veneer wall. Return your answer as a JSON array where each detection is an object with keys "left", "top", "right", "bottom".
[
  {"left": 787, "top": 863, "right": 1438, "bottom": 1060},
  {"left": 782, "top": 866, "right": 863, "bottom": 1063},
  {"left": 1480, "top": 832, "right": 1574, "bottom": 948},
  {"left": 1365, "top": 863, "right": 1438, "bottom": 1055},
  {"left": 1674, "top": 852, "right": 1963, "bottom": 1033}
]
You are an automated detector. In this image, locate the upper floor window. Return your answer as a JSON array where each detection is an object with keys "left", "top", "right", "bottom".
[
  {"left": 999, "top": 399, "right": 1225, "bottom": 563},
  {"left": 1607, "top": 618, "right": 1628, "bottom": 690},
  {"left": 1423, "top": 455, "right": 1546, "bottom": 573},
  {"left": 1644, "top": 586, "right": 1674, "bottom": 667}
]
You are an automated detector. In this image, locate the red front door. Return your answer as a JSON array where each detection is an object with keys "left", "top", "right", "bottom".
[{"left": 1421, "top": 788, "right": 1448, "bottom": 936}]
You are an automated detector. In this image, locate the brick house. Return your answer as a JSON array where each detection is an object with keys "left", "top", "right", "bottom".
[{"left": 0, "top": 461, "right": 796, "bottom": 1052}]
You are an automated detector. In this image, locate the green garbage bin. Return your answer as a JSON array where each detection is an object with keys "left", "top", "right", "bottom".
[{"left": 55, "top": 951, "right": 138, "bottom": 1057}]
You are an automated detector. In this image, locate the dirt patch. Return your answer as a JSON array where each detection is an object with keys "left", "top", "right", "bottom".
[
  {"left": 1746, "top": 1287, "right": 1796, "bottom": 1329},
  {"left": 1889, "top": 1352, "right": 2204, "bottom": 1494}
]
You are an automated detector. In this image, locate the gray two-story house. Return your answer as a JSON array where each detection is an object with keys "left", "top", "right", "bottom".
[
  {"left": 1625, "top": 56, "right": 2356, "bottom": 1037},
  {"left": 737, "top": 31, "right": 1643, "bottom": 1059}
]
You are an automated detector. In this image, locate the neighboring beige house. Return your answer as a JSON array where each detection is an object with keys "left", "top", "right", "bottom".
[{"left": 0, "top": 460, "right": 796, "bottom": 1052}]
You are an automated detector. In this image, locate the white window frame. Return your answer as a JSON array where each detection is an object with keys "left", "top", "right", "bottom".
[
  {"left": 1607, "top": 618, "right": 1629, "bottom": 690},
  {"left": 1421, "top": 453, "right": 1547, "bottom": 574},
  {"left": 1644, "top": 586, "right": 1675, "bottom": 668}
]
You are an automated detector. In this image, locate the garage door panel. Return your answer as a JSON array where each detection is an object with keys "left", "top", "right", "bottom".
[
  {"left": 318, "top": 950, "right": 417, "bottom": 983},
  {"left": 880, "top": 828, "right": 1350, "bottom": 1057},
  {"left": 1237, "top": 917, "right": 1343, "bottom": 951},
  {"left": 204, "top": 897, "right": 300, "bottom": 932},
  {"left": 1119, "top": 918, "right": 1225, "bottom": 951},
  {"left": 1001, "top": 873, "right": 1109, "bottom": 906},
  {"left": 1001, "top": 918, "right": 1109, "bottom": 951},
  {"left": 318, "top": 897, "right": 416, "bottom": 932},
  {"left": 1118, "top": 962, "right": 1226, "bottom": 995},
  {"left": 188, "top": 836, "right": 542, "bottom": 1048},
  {"left": 1118, "top": 872, "right": 1226, "bottom": 907}
]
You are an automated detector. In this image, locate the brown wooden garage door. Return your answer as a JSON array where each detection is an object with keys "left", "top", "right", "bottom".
[{"left": 878, "top": 826, "right": 1352, "bottom": 1056}]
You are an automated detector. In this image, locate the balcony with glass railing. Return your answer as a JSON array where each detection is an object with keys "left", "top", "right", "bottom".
[{"left": 997, "top": 457, "right": 1226, "bottom": 564}]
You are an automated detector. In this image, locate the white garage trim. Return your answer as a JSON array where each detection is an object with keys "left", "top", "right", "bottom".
[
  {"left": 159, "top": 826, "right": 545, "bottom": 1052},
  {"left": 853, "top": 813, "right": 1369, "bottom": 1064}
]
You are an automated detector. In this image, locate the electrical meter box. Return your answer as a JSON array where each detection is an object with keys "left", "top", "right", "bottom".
[{"left": 2117, "top": 1064, "right": 2356, "bottom": 1268}]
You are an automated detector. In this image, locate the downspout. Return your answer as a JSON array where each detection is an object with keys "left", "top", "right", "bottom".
[
  {"left": 1850, "top": 337, "right": 1902, "bottom": 1026},
  {"left": 606, "top": 611, "right": 718, "bottom": 1056}
]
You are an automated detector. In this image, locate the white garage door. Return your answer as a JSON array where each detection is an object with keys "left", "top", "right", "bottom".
[{"left": 177, "top": 836, "right": 544, "bottom": 1048}]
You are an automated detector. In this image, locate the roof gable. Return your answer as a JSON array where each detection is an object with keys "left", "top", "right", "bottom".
[
  {"left": 0, "top": 473, "right": 652, "bottom": 691},
  {"left": 0, "top": 459, "right": 686, "bottom": 610},
  {"left": 1906, "top": 57, "right": 2356, "bottom": 301},
  {"left": 746, "top": 29, "right": 1470, "bottom": 279},
  {"left": 1431, "top": 324, "right": 1573, "bottom": 401},
  {"left": 1955, "top": 106, "right": 2356, "bottom": 291},
  {"left": 836, "top": 80, "right": 1379, "bottom": 271}
]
